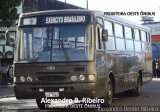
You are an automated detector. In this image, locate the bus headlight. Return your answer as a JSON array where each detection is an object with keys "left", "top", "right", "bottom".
[
  {"left": 71, "top": 75, "right": 78, "bottom": 81},
  {"left": 27, "top": 76, "right": 33, "bottom": 82},
  {"left": 88, "top": 75, "right": 95, "bottom": 81},
  {"left": 13, "top": 77, "right": 16, "bottom": 83},
  {"left": 79, "top": 75, "right": 85, "bottom": 81},
  {"left": 20, "top": 76, "right": 26, "bottom": 82}
]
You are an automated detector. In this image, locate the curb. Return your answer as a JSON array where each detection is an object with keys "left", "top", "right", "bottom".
[
  {"left": 0, "top": 85, "right": 8, "bottom": 88},
  {"left": 0, "top": 94, "right": 15, "bottom": 98},
  {"left": 0, "top": 84, "right": 14, "bottom": 88}
]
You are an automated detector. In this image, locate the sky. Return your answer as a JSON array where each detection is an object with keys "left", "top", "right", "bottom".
[{"left": 58, "top": 0, "right": 160, "bottom": 24}]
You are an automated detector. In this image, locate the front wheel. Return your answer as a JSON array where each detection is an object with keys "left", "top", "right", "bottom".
[
  {"left": 36, "top": 99, "right": 45, "bottom": 109},
  {"left": 102, "top": 78, "right": 113, "bottom": 107}
]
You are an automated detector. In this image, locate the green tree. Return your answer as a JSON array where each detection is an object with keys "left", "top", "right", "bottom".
[{"left": 0, "top": 0, "right": 22, "bottom": 27}]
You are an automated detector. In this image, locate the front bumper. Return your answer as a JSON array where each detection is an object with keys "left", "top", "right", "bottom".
[{"left": 14, "top": 82, "right": 96, "bottom": 99}]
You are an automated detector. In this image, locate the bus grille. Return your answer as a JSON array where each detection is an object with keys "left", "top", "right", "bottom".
[
  {"left": 36, "top": 72, "right": 68, "bottom": 82},
  {"left": 38, "top": 76, "right": 66, "bottom": 81}
]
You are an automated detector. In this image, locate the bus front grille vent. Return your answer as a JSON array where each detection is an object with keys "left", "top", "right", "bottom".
[{"left": 37, "top": 75, "right": 66, "bottom": 81}]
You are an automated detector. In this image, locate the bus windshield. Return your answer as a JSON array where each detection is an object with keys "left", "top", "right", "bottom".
[{"left": 15, "top": 25, "right": 93, "bottom": 62}]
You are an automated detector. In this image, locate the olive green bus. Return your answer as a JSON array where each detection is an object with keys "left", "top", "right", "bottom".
[{"left": 13, "top": 9, "right": 152, "bottom": 109}]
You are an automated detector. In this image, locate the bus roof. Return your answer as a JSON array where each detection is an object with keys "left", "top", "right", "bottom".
[
  {"left": 20, "top": 9, "right": 93, "bottom": 17},
  {"left": 20, "top": 9, "right": 150, "bottom": 32}
]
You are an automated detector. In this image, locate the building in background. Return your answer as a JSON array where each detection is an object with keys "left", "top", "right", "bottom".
[
  {"left": 142, "top": 16, "right": 160, "bottom": 76},
  {"left": 0, "top": 3, "right": 22, "bottom": 84},
  {"left": 0, "top": 3, "right": 22, "bottom": 66},
  {"left": 142, "top": 16, "right": 160, "bottom": 59}
]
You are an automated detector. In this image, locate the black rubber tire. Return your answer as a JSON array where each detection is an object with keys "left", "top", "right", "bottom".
[
  {"left": 131, "top": 78, "right": 141, "bottom": 96},
  {"left": 36, "top": 99, "right": 45, "bottom": 109},
  {"left": 102, "top": 78, "right": 113, "bottom": 107}
]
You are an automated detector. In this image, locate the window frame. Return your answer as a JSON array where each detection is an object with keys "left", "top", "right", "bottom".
[
  {"left": 104, "top": 20, "right": 114, "bottom": 36},
  {"left": 141, "top": 30, "right": 147, "bottom": 42},
  {"left": 134, "top": 29, "right": 140, "bottom": 41},
  {"left": 114, "top": 23, "right": 124, "bottom": 38},
  {"left": 124, "top": 26, "right": 132, "bottom": 39}
]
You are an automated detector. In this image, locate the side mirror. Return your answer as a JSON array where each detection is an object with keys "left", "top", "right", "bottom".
[
  {"left": 102, "top": 29, "right": 108, "bottom": 41},
  {"left": 5, "top": 30, "right": 10, "bottom": 45}
]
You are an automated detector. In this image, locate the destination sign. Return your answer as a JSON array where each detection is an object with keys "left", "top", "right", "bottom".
[
  {"left": 46, "top": 15, "right": 86, "bottom": 24},
  {"left": 20, "top": 15, "right": 89, "bottom": 27}
]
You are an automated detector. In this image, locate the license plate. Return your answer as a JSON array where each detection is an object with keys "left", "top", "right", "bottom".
[{"left": 45, "top": 92, "right": 59, "bottom": 97}]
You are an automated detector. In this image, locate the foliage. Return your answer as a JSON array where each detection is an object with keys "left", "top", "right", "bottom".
[{"left": 0, "top": 0, "right": 22, "bottom": 27}]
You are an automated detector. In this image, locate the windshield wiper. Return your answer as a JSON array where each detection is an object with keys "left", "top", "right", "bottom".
[
  {"left": 32, "top": 41, "right": 48, "bottom": 62},
  {"left": 53, "top": 39, "right": 70, "bottom": 63},
  {"left": 32, "top": 38, "right": 71, "bottom": 63}
]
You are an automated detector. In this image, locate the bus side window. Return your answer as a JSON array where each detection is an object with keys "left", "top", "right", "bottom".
[
  {"left": 134, "top": 29, "right": 140, "bottom": 40},
  {"left": 141, "top": 31, "right": 147, "bottom": 42},
  {"left": 134, "top": 29, "right": 142, "bottom": 52},
  {"left": 125, "top": 26, "right": 134, "bottom": 51},
  {"left": 115, "top": 23, "right": 123, "bottom": 37},
  {"left": 141, "top": 31, "right": 148, "bottom": 52},
  {"left": 104, "top": 20, "right": 113, "bottom": 36},
  {"left": 104, "top": 20, "right": 115, "bottom": 50},
  {"left": 114, "top": 23, "right": 125, "bottom": 51}
]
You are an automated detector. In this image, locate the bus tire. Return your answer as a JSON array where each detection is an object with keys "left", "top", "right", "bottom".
[
  {"left": 131, "top": 77, "right": 141, "bottom": 96},
  {"left": 36, "top": 99, "right": 45, "bottom": 109},
  {"left": 102, "top": 78, "right": 113, "bottom": 107}
]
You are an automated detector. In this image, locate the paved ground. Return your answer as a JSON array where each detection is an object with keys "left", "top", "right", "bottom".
[
  {"left": 0, "top": 84, "right": 14, "bottom": 98},
  {"left": 112, "top": 78, "right": 160, "bottom": 106}
]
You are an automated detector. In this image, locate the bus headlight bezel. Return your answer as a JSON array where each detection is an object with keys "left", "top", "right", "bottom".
[
  {"left": 79, "top": 75, "right": 86, "bottom": 81},
  {"left": 19, "top": 76, "right": 26, "bottom": 82},
  {"left": 27, "top": 76, "right": 33, "bottom": 82},
  {"left": 71, "top": 75, "right": 78, "bottom": 81}
]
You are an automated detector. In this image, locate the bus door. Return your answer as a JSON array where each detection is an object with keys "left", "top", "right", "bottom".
[
  {"left": 96, "top": 27, "right": 106, "bottom": 78},
  {"left": 95, "top": 17, "right": 107, "bottom": 80},
  {"left": 95, "top": 26, "right": 108, "bottom": 96}
]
